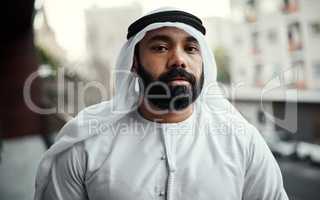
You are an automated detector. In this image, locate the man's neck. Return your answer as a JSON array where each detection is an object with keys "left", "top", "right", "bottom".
[{"left": 138, "top": 99, "right": 194, "bottom": 123}]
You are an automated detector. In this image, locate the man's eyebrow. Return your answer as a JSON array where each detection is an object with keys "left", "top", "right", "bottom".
[
  {"left": 185, "top": 36, "right": 199, "bottom": 44},
  {"left": 147, "top": 35, "right": 172, "bottom": 43},
  {"left": 146, "top": 34, "right": 199, "bottom": 45}
]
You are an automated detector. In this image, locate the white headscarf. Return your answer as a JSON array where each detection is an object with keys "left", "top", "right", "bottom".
[{"left": 34, "top": 7, "right": 248, "bottom": 200}]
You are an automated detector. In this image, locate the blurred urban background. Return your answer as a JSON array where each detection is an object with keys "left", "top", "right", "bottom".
[{"left": 1, "top": 0, "right": 320, "bottom": 200}]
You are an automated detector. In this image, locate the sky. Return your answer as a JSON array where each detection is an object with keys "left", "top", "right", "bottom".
[{"left": 40, "top": 0, "right": 231, "bottom": 60}]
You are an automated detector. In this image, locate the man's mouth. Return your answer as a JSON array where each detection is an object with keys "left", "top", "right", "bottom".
[{"left": 167, "top": 77, "right": 190, "bottom": 86}]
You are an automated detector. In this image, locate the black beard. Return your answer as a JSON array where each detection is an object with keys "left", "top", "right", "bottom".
[{"left": 136, "top": 63, "right": 204, "bottom": 112}]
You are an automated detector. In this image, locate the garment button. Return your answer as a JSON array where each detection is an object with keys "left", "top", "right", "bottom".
[
  {"left": 160, "top": 155, "right": 166, "bottom": 160},
  {"left": 159, "top": 191, "right": 165, "bottom": 197}
]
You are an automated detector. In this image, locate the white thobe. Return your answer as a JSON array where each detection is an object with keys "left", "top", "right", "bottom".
[{"left": 42, "top": 105, "right": 288, "bottom": 200}]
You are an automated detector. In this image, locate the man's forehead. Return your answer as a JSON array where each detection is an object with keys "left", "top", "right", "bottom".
[{"left": 142, "top": 27, "right": 198, "bottom": 43}]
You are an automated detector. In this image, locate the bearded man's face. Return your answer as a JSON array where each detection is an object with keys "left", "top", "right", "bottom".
[{"left": 133, "top": 27, "right": 204, "bottom": 112}]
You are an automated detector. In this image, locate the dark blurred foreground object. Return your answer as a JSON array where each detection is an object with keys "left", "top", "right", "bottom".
[
  {"left": 0, "top": 1, "right": 49, "bottom": 200},
  {"left": 0, "top": 0, "right": 42, "bottom": 139},
  {"left": 278, "top": 157, "right": 320, "bottom": 200}
]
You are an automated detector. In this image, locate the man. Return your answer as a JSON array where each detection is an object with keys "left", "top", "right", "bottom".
[{"left": 35, "top": 8, "right": 288, "bottom": 200}]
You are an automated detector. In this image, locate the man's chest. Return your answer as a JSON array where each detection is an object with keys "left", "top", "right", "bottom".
[{"left": 84, "top": 132, "right": 245, "bottom": 200}]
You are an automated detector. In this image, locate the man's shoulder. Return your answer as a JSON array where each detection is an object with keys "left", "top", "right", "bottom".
[
  {"left": 72, "top": 106, "right": 138, "bottom": 168},
  {"left": 201, "top": 104, "right": 255, "bottom": 138},
  {"left": 52, "top": 101, "right": 135, "bottom": 168},
  {"left": 60, "top": 101, "right": 133, "bottom": 138},
  {"left": 198, "top": 103, "right": 264, "bottom": 160}
]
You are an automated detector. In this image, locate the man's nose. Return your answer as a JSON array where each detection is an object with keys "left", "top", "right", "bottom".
[{"left": 168, "top": 48, "right": 187, "bottom": 69}]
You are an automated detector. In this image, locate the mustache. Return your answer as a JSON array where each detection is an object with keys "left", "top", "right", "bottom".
[{"left": 158, "top": 68, "right": 196, "bottom": 85}]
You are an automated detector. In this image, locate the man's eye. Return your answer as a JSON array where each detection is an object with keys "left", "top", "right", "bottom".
[
  {"left": 151, "top": 46, "right": 168, "bottom": 52},
  {"left": 186, "top": 46, "right": 199, "bottom": 53}
]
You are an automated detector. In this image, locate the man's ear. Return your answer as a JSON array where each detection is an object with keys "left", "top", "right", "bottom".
[
  {"left": 131, "top": 56, "right": 138, "bottom": 73},
  {"left": 131, "top": 42, "right": 140, "bottom": 73}
]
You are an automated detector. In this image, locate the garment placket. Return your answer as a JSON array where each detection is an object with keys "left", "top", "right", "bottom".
[{"left": 160, "top": 125, "right": 176, "bottom": 200}]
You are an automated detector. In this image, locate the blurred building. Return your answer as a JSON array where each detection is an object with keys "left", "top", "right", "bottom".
[
  {"left": 223, "top": 2, "right": 320, "bottom": 199},
  {"left": 228, "top": 0, "right": 320, "bottom": 89},
  {"left": 34, "top": 6, "right": 66, "bottom": 64},
  {"left": 203, "top": 17, "right": 235, "bottom": 50},
  {"left": 85, "top": 3, "right": 142, "bottom": 98},
  {"left": 201, "top": 0, "right": 320, "bottom": 160}
]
